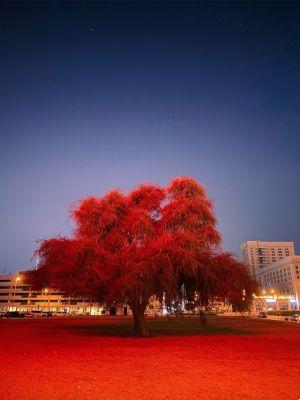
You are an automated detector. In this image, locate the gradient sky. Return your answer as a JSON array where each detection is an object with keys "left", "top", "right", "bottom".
[{"left": 1, "top": 2, "right": 300, "bottom": 273}]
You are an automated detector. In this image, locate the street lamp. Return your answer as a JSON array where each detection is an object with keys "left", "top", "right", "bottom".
[
  {"left": 242, "top": 289, "right": 246, "bottom": 301},
  {"left": 12, "top": 276, "right": 21, "bottom": 310}
]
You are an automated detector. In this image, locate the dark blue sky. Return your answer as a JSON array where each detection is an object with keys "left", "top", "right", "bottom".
[{"left": 1, "top": 2, "right": 300, "bottom": 273}]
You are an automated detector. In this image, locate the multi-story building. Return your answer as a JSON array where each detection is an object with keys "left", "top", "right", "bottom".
[
  {"left": 255, "top": 255, "right": 300, "bottom": 311},
  {"left": 0, "top": 273, "right": 128, "bottom": 315},
  {"left": 240, "top": 241, "right": 295, "bottom": 276}
]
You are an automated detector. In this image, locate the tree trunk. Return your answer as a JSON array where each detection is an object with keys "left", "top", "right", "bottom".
[
  {"left": 199, "top": 305, "right": 207, "bottom": 324},
  {"left": 132, "top": 305, "right": 149, "bottom": 337},
  {"left": 199, "top": 310, "right": 207, "bottom": 324}
]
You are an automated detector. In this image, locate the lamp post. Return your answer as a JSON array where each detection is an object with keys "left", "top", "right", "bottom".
[
  {"left": 12, "top": 276, "right": 21, "bottom": 311},
  {"left": 252, "top": 293, "right": 257, "bottom": 315}
]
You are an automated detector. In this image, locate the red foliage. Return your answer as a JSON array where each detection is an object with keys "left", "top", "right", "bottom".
[{"left": 25, "top": 177, "right": 256, "bottom": 336}]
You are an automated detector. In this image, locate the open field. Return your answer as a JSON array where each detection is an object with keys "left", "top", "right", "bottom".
[{"left": 0, "top": 315, "right": 299, "bottom": 400}]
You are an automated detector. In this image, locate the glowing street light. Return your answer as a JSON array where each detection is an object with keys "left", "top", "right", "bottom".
[{"left": 12, "top": 276, "right": 21, "bottom": 309}]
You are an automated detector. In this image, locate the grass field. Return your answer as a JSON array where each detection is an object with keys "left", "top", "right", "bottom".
[{"left": 0, "top": 315, "right": 299, "bottom": 400}]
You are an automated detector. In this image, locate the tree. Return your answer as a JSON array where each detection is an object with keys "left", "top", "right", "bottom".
[
  {"left": 25, "top": 177, "right": 257, "bottom": 337},
  {"left": 183, "top": 252, "right": 257, "bottom": 318}
]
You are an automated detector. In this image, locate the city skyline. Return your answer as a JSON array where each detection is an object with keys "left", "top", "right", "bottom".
[{"left": 1, "top": 2, "right": 300, "bottom": 272}]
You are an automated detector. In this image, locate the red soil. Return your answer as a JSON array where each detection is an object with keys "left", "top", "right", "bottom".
[{"left": 0, "top": 316, "right": 299, "bottom": 400}]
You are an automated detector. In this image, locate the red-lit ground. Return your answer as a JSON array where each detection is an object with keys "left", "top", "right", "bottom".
[{"left": 0, "top": 316, "right": 299, "bottom": 400}]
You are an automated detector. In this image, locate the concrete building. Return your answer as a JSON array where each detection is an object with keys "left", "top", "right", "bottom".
[
  {"left": 241, "top": 241, "right": 299, "bottom": 311},
  {"left": 0, "top": 273, "right": 128, "bottom": 315},
  {"left": 240, "top": 241, "right": 295, "bottom": 276},
  {"left": 255, "top": 255, "right": 300, "bottom": 311}
]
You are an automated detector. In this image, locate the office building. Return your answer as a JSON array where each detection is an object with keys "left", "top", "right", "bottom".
[
  {"left": 255, "top": 255, "right": 300, "bottom": 311},
  {"left": 240, "top": 241, "right": 295, "bottom": 276},
  {"left": 0, "top": 273, "right": 128, "bottom": 315}
]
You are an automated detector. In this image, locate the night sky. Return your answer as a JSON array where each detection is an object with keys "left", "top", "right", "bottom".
[{"left": 1, "top": 2, "right": 300, "bottom": 273}]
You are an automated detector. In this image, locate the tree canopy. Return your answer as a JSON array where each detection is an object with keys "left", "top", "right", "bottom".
[{"left": 25, "top": 177, "right": 257, "bottom": 336}]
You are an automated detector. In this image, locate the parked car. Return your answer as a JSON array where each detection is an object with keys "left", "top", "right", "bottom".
[
  {"left": 285, "top": 314, "right": 300, "bottom": 322},
  {"left": 30, "top": 310, "right": 48, "bottom": 317},
  {"left": 257, "top": 312, "right": 267, "bottom": 318},
  {"left": 5, "top": 311, "right": 25, "bottom": 318},
  {"left": 23, "top": 312, "right": 36, "bottom": 318},
  {"left": 45, "top": 312, "right": 53, "bottom": 317}
]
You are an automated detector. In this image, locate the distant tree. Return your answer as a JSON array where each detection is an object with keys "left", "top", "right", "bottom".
[
  {"left": 183, "top": 252, "right": 257, "bottom": 321},
  {"left": 212, "top": 253, "right": 257, "bottom": 313},
  {"left": 25, "top": 177, "right": 257, "bottom": 337}
]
